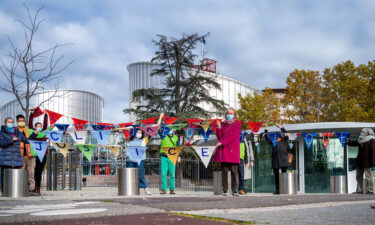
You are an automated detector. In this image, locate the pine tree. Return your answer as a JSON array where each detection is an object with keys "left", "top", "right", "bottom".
[{"left": 124, "top": 33, "right": 226, "bottom": 119}]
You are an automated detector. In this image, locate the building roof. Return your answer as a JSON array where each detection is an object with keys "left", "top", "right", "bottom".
[{"left": 259, "top": 122, "right": 375, "bottom": 136}]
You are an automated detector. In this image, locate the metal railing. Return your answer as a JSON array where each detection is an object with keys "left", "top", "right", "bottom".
[{"left": 45, "top": 149, "right": 215, "bottom": 192}]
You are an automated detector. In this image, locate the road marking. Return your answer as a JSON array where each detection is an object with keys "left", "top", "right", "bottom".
[{"left": 31, "top": 208, "right": 107, "bottom": 216}]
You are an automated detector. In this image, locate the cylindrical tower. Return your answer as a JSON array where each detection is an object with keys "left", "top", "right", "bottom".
[{"left": 0, "top": 89, "right": 104, "bottom": 125}]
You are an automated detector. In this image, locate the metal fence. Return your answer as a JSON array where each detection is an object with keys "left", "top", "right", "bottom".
[{"left": 45, "top": 149, "right": 215, "bottom": 192}]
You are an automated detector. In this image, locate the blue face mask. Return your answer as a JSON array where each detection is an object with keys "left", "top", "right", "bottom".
[
  {"left": 6, "top": 123, "right": 14, "bottom": 132},
  {"left": 36, "top": 127, "right": 43, "bottom": 132},
  {"left": 226, "top": 114, "right": 234, "bottom": 121},
  {"left": 168, "top": 130, "right": 174, "bottom": 136}
]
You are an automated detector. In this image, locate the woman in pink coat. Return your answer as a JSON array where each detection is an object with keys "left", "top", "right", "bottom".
[{"left": 213, "top": 107, "right": 242, "bottom": 196}]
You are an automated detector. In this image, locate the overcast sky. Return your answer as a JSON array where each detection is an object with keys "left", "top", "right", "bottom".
[{"left": 1, "top": 0, "right": 374, "bottom": 122}]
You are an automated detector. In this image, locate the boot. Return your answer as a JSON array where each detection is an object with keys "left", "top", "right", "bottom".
[{"left": 34, "top": 187, "right": 41, "bottom": 195}]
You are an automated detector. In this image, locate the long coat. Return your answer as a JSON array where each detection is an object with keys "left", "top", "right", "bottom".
[
  {"left": 264, "top": 128, "right": 290, "bottom": 169},
  {"left": 0, "top": 126, "right": 24, "bottom": 167},
  {"left": 348, "top": 139, "right": 375, "bottom": 168},
  {"left": 212, "top": 120, "right": 241, "bottom": 164}
]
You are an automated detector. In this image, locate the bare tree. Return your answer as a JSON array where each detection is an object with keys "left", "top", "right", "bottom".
[{"left": 0, "top": 5, "right": 74, "bottom": 122}]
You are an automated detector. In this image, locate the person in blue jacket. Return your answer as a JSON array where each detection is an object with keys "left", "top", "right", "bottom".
[{"left": 0, "top": 117, "right": 25, "bottom": 195}]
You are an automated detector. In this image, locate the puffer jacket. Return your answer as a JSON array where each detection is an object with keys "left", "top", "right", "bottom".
[{"left": 0, "top": 126, "right": 25, "bottom": 167}]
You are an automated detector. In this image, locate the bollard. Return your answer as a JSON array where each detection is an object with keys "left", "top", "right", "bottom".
[
  {"left": 118, "top": 168, "right": 139, "bottom": 196},
  {"left": 279, "top": 172, "right": 297, "bottom": 194},
  {"left": 330, "top": 176, "right": 347, "bottom": 194},
  {"left": 3, "top": 169, "right": 29, "bottom": 197},
  {"left": 213, "top": 171, "right": 232, "bottom": 195}
]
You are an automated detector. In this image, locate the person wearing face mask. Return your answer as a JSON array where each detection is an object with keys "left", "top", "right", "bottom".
[
  {"left": 263, "top": 123, "right": 291, "bottom": 195},
  {"left": 160, "top": 124, "right": 180, "bottom": 195},
  {"left": 347, "top": 128, "right": 375, "bottom": 194},
  {"left": 15, "top": 114, "right": 39, "bottom": 195},
  {"left": 126, "top": 129, "right": 151, "bottom": 195},
  {"left": 0, "top": 117, "right": 25, "bottom": 195},
  {"left": 27, "top": 110, "right": 54, "bottom": 196},
  {"left": 212, "top": 107, "right": 242, "bottom": 196},
  {"left": 121, "top": 113, "right": 164, "bottom": 195}
]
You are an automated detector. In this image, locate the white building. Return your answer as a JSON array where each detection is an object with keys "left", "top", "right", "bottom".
[
  {"left": 0, "top": 89, "right": 104, "bottom": 124},
  {"left": 127, "top": 61, "right": 258, "bottom": 120}
]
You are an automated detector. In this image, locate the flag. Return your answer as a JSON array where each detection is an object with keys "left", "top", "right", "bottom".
[
  {"left": 193, "top": 121, "right": 210, "bottom": 132},
  {"left": 97, "top": 123, "right": 114, "bottom": 130},
  {"left": 105, "top": 145, "right": 121, "bottom": 157},
  {"left": 139, "top": 125, "right": 160, "bottom": 137},
  {"left": 126, "top": 146, "right": 147, "bottom": 165},
  {"left": 159, "top": 125, "right": 171, "bottom": 139},
  {"left": 302, "top": 133, "right": 318, "bottom": 149},
  {"left": 161, "top": 146, "right": 183, "bottom": 165},
  {"left": 141, "top": 117, "right": 157, "bottom": 125},
  {"left": 163, "top": 116, "right": 178, "bottom": 124},
  {"left": 268, "top": 133, "right": 281, "bottom": 147},
  {"left": 29, "top": 141, "right": 48, "bottom": 162},
  {"left": 322, "top": 133, "right": 333, "bottom": 149},
  {"left": 75, "top": 144, "right": 96, "bottom": 162},
  {"left": 91, "top": 130, "right": 111, "bottom": 145},
  {"left": 52, "top": 142, "right": 70, "bottom": 157},
  {"left": 336, "top": 132, "right": 350, "bottom": 147},
  {"left": 209, "top": 119, "right": 222, "bottom": 134},
  {"left": 200, "top": 129, "right": 214, "bottom": 142},
  {"left": 91, "top": 124, "right": 106, "bottom": 131},
  {"left": 184, "top": 127, "right": 196, "bottom": 143},
  {"left": 187, "top": 119, "right": 202, "bottom": 128},
  {"left": 167, "top": 123, "right": 187, "bottom": 131},
  {"left": 72, "top": 118, "right": 88, "bottom": 131},
  {"left": 45, "top": 130, "right": 64, "bottom": 143},
  {"left": 70, "top": 131, "right": 88, "bottom": 144},
  {"left": 54, "top": 124, "right": 70, "bottom": 132},
  {"left": 33, "top": 107, "right": 44, "bottom": 118},
  {"left": 247, "top": 122, "right": 263, "bottom": 133},
  {"left": 45, "top": 110, "right": 63, "bottom": 125},
  {"left": 193, "top": 146, "right": 215, "bottom": 168},
  {"left": 118, "top": 122, "right": 133, "bottom": 140}
]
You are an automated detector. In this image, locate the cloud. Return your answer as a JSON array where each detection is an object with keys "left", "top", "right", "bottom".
[{"left": 1, "top": 0, "right": 375, "bottom": 122}]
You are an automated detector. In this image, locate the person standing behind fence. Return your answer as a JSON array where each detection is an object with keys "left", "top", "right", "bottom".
[
  {"left": 0, "top": 117, "right": 24, "bottom": 196},
  {"left": 126, "top": 113, "right": 164, "bottom": 195},
  {"left": 160, "top": 126, "right": 180, "bottom": 194},
  {"left": 263, "top": 124, "right": 291, "bottom": 195},
  {"left": 213, "top": 107, "right": 241, "bottom": 196},
  {"left": 16, "top": 114, "right": 40, "bottom": 196},
  {"left": 238, "top": 132, "right": 255, "bottom": 195},
  {"left": 347, "top": 128, "right": 375, "bottom": 194},
  {"left": 28, "top": 110, "right": 54, "bottom": 196}
]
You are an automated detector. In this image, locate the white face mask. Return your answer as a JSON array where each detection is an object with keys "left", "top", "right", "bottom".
[{"left": 135, "top": 133, "right": 142, "bottom": 139}]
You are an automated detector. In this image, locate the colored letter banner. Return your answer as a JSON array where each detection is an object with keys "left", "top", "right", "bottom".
[
  {"left": 91, "top": 130, "right": 111, "bottom": 145},
  {"left": 70, "top": 131, "right": 88, "bottom": 144},
  {"left": 75, "top": 144, "right": 96, "bottom": 162},
  {"left": 163, "top": 116, "right": 178, "bottom": 124},
  {"left": 193, "top": 121, "right": 210, "bottom": 132},
  {"left": 240, "top": 131, "right": 248, "bottom": 142},
  {"left": 141, "top": 117, "right": 157, "bottom": 125},
  {"left": 91, "top": 124, "right": 106, "bottom": 131},
  {"left": 167, "top": 123, "right": 187, "bottom": 131},
  {"left": 336, "top": 132, "right": 350, "bottom": 147},
  {"left": 200, "top": 129, "right": 214, "bottom": 142},
  {"left": 247, "top": 122, "right": 263, "bottom": 133},
  {"left": 159, "top": 125, "right": 171, "bottom": 139},
  {"left": 126, "top": 146, "right": 147, "bottom": 165},
  {"left": 52, "top": 142, "right": 70, "bottom": 157},
  {"left": 33, "top": 106, "right": 44, "bottom": 118},
  {"left": 268, "top": 133, "right": 280, "bottom": 147},
  {"left": 45, "top": 130, "right": 64, "bottom": 143},
  {"left": 54, "top": 124, "right": 70, "bottom": 131},
  {"left": 72, "top": 118, "right": 88, "bottom": 131},
  {"left": 302, "top": 133, "right": 318, "bottom": 149},
  {"left": 105, "top": 145, "right": 121, "bottom": 157},
  {"left": 193, "top": 146, "right": 216, "bottom": 168},
  {"left": 139, "top": 125, "right": 160, "bottom": 137},
  {"left": 161, "top": 146, "right": 183, "bottom": 165},
  {"left": 184, "top": 127, "right": 196, "bottom": 143},
  {"left": 29, "top": 141, "right": 48, "bottom": 162},
  {"left": 45, "top": 110, "right": 63, "bottom": 125}
]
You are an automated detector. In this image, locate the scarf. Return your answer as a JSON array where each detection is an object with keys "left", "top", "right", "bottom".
[{"left": 358, "top": 128, "right": 375, "bottom": 144}]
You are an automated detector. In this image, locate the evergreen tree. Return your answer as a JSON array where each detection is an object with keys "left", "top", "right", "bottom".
[{"left": 124, "top": 33, "right": 226, "bottom": 119}]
